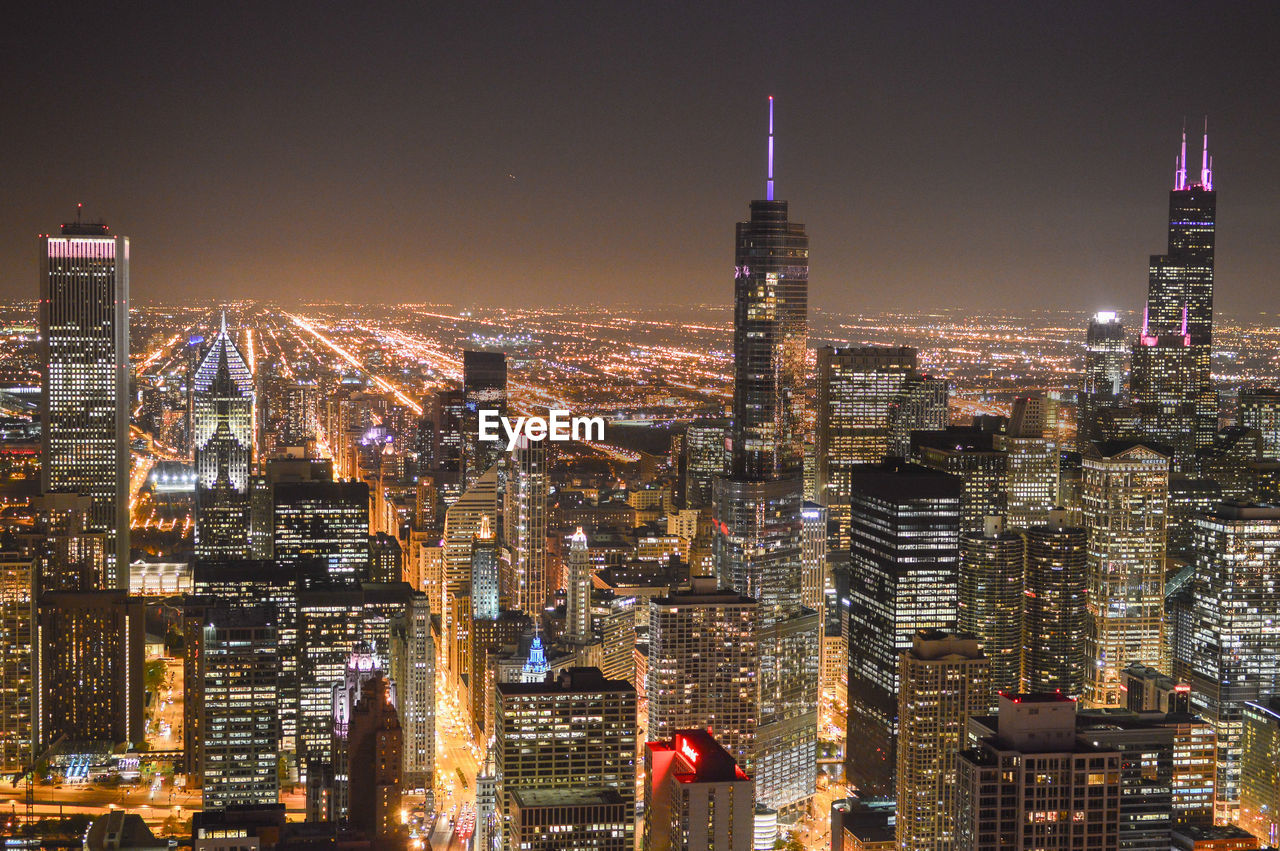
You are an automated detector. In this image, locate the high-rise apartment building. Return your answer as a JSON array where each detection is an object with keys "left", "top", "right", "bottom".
[
  {"left": 645, "top": 729, "right": 755, "bottom": 851},
  {"left": 896, "top": 632, "right": 992, "bottom": 851},
  {"left": 495, "top": 667, "right": 636, "bottom": 849},
  {"left": 846, "top": 461, "right": 962, "bottom": 796},
  {"left": 35, "top": 590, "right": 145, "bottom": 746},
  {"left": 199, "top": 605, "right": 279, "bottom": 808},
  {"left": 647, "top": 578, "right": 759, "bottom": 771},
  {"left": 958, "top": 517, "right": 1024, "bottom": 693},
  {"left": 0, "top": 555, "right": 33, "bottom": 772},
  {"left": 955, "top": 694, "right": 1122, "bottom": 851},
  {"left": 1130, "top": 127, "right": 1217, "bottom": 471},
  {"left": 1021, "top": 513, "right": 1088, "bottom": 696},
  {"left": 1082, "top": 441, "right": 1169, "bottom": 706},
  {"left": 1176, "top": 503, "right": 1280, "bottom": 813},
  {"left": 39, "top": 220, "right": 130, "bottom": 583}
]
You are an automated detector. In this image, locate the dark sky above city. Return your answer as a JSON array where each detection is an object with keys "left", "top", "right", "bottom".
[{"left": 3, "top": 2, "right": 1279, "bottom": 315}]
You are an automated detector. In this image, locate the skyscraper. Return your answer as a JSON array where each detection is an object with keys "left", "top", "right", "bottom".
[
  {"left": 800, "top": 502, "right": 827, "bottom": 614},
  {"left": 1078, "top": 311, "right": 1127, "bottom": 451},
  {"left": 390, "top": 592, "right": 435, "bottom": 794},
  {"left": 346, "top": 673, "right": 403, "bottom": 840},
  {"left": 846, "top": 461, "right": 962, "bottom": 796},
  {"left": 815, "top": 345, "right": 917, "bottom": 515},
  {"left": 1131, "top": 125, "right": 1217, "bottom": 471},
  {"left": 471, "top": 514, "right": 500, "bottom": 622},
  {"left": 462, "top": 350, "right": 507, "bottom": 491},
  {"left": 713, "top": 97, "right": 818, "bottom": 812},
  {"left": 730, "top": 103, "right": 807, "bottom": 483},
  {"left": 896, "top": 631, "right": 991, "bottom": 851},
  {"left": 564, "top": 527, "right": 592, "bottom": 644},
  {"left": 1082, "top": 441, "right": 1169, "bottom": 706},
  {"left": 39, "top": 220, "right": 130, "bottom": 584},
  {"left": 508, "top": 435, "right": 548, "bottom": 617},
  {"left": 273, "top": 480, "right": 371, "bottom": 583},
  {"left": 954, "top": 695, "right": 1123, "bottom": 851},
  {"left": 35, "top": 590, "right": 145, "bottom": 746},
  {"left": 647, "top": 578, "right": 759, "bottom": 772},
  {"left": 682, "top": 424, "right": 729, "bottom": 509},
  {"left": 0, "top": 555, "right": 33, "bottom": 772},
  {"left": 958, "top": 517, "right": 1024, "bottom": 693},
  {"left": 198, "top": 605, "right": 280, "bottom": 808},
  {"left": 1238, "top": 389, "right": 1280, "bottom": 460},
  {"left": 645, "top": 729, "right": 755, "bottom": 851},
  {"left": 1176, "top": 503, "right": 1280, "bottom": 814},
  {"left": 193, "top": 314, "right": 255, "bottom": 491},
  {"left": 444, "top": 465, "right": 498, "bottom": 634},
  {"left": 1240, "top": 696, "right": 1280, "bottom": 847},
  {"left": 913, "top": 428, "right": 1008, "bottom": 535},
  {"left": 495, "top": 667, "right": 636, "bottom": 848},
  {"left": 194, "top": 316, "right": 256, "bottom": 559},
  {"left": 1021, "top": 512, "right": 1088, "bottom": 696}
]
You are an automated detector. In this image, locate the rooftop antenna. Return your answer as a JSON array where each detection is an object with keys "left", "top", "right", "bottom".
[
  {"left": 76, "top": 202, "right": 82, "bottom": 226},
  {"left": 1200, "top": 116, "right": 1213, "bottom": 190},
  {"left": 220, "top": 310, "right": 227, "bottom": 335},
  {"left": 766, "top": 95, "right": 775, "bottom": 201},
  {"left": 1174, "top": 120, "right": 1188, "bottom": 190}
]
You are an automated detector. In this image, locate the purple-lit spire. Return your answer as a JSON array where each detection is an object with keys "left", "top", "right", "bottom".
[
  {"left": 1140, "top": 304, "right": 1157, "bottom": 346},
  {"left": 766, "top": 95, "right": 775, "bottom": 201},
  {"left": 1181, "top": 304, "right": 1188, "bottom": 336},
  {"left": 1174, "top": 123, "right": 1188, "bottom": 191},
  {"left": 1200, "top": 117, "right": 1213, "bottom": 190}
]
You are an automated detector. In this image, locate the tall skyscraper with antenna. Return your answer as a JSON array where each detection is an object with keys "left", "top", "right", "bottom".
[
  {"left": 39, "top": 215, "right": 130, "bottom": 586},
  {"left": 1131, "top": 122, "right": 1217, "bottom": 471},
  {"left": 713, "top": 96, "right": 817, "bottom": 814}
]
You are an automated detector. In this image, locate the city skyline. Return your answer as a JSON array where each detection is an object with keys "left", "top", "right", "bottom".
[
  {"left": 3, "top": 3, "right": 1280, "bottom": 314},
  {"left": 8, "top": 6, "right": 1280, "bottom": 849}
]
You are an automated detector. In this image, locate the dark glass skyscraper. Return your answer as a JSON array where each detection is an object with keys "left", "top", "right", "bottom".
[
  {"left": 39, "top": 221, "right": 130, "bottom": 585},
  {"left": 730, "top": 102, "right": 808, "bottom": 481},
  {"left": 1131, "top": 127, "right": 1217, "bottom": 470},
  {"left": 1077, "top": 311, "right": 1127, "bottom": 451},
  {"left": 462, "top": 349, "right": 507, "bottom": 490},
  {"left": 845, "top": 461, "right": 962, "bottom": 797},
  {"left": 713, "top": 98, "right": 817, "bottom": 813}
]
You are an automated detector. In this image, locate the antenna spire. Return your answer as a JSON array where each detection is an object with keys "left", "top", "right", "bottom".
[
  {"left": 1200, "top": 116, "right": 1212, "bottom": 190},
  {"left": 220, "top": 311, "right": 227, "bottom": 335},
  {"left": 1174, "top": 120, "right": 1188, "bottom": 190},
  {"left": 766, "top": 95, "right": 775, "bottom": 201}
]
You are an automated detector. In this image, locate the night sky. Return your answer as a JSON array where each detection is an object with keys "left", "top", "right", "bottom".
[{"left": 4, "top": 2, "right": 1279, "bottom": 314}]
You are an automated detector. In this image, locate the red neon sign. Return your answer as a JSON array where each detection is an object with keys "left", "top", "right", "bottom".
[{"left": 678, "top": 738, "right": 699, "bottom": 765}]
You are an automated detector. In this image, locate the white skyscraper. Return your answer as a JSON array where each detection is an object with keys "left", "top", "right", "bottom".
[{"left": 564, "top": 527, "right": 592, "bottom": 643}]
